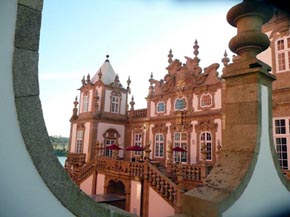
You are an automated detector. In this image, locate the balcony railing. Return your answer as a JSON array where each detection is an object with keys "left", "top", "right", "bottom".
[{"left": 132, "top": 109, "right": 147, "bottom": 118}]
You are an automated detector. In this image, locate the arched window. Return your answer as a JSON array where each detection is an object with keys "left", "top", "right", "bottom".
[
  {"left": 200, "top": 93, "right": 212, "bottom": 107},
  {"left": 276, "top": 36, "right": 290, "bottom": 72},
  {"left": 75, "top": 130, "right": 84, "bottom": 153},
  {"left": 200, "top": 131, "right": 212, "bottom": 160},
  {"left": 175, "top": 98, "right": 186, "bottom": 110},
  {"left": 82, "top": 93, "right": 89, "bottom": 112},
  {"left": 174, "top": 132, "right": 187, "bottom": 163},
  {"left": 156, "top": 101, "right": 165, "bottom": 113},
  {"left": 155, "top": 133, "right": 164, "bottom": 158}
]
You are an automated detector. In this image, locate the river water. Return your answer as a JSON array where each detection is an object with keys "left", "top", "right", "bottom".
[{"left": 57, "top": 156, "right": 67, "bottom": 167}]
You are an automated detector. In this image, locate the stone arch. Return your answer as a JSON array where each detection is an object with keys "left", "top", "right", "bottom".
[
  {"left": 106, "top": 179, "right": 126, "bottom": 196},
  {"left": 10, "top": 1, "right": 133, "bottom": 216}
]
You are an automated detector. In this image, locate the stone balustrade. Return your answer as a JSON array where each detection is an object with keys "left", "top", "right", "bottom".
[
  {"left": 147, "top": 163, "right": 178, "bottom": 206},
  {"left": 66, "top": 156, "right": 207, "bottom": 210},
  {"left": 171, "top": 163, "right": 207, "bottom": 182}
]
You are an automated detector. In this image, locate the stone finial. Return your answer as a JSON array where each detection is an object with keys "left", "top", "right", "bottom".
[
  {"left": 144, "top": 142, "right": 151, "bottom": 161},
  {"left": 105, "top": 54, "right": 110, "bottom": 62},
  {"left": 81, "top": 75, "right": 86, "bottom": 86},
  {"left": 95, "top": 91, "right": 99, "bottom": 111},
  {"left": 114, "top": 74, "right": 119, "bottom": 83},
  {"left": 168, "top": 49, "right": 173, "bottom": 64},
  {"left": 222, "top": 50, "right": 230, "bottom": 66},
  {"left": 72, "top": 96, "right": 79, "bottom": 117},
  {"left": 227, "top": 0, "right": 273, "bottom": 58},
  {"left": 86, "top": 73, "right": 91, "bottom": 84},
  {"left": 130, "top": 96, "right": 135, "bottom": 111},
  {"left": 98, "top": 69, "right": 102, "bottom": 80},
  {"left": 127, "top": 76, "right": 131, "bottom": 94},
  {"left": 193, "top": 40, "right": 200, "bottom": 65}
]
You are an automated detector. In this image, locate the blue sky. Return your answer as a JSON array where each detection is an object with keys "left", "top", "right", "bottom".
[{"left": 39, "top": 0, "right": 240, "bottom": 137}]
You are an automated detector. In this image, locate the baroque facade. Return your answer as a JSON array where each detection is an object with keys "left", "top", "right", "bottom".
[{"left": 65, "top": 9, "right": 290, "bottom": 217}]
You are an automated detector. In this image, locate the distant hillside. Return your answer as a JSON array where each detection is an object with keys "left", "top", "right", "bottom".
[{"left": 49, "top": 135, "right": 69, "bottom": 156}]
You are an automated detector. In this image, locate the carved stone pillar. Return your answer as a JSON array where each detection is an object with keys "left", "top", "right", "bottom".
[
  {"left": 167, "top": 141, "right": 173, "bottom": 174},
  {"left": 182, "top": 1, "right": 274, "bottom": 216}
]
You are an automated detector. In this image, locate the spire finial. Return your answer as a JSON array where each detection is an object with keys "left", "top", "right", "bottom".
[
  {"left": 105, "top": 54, "right": 110, "bottom": 62},
  {"left": 193, "top": 40, "right": 200, "bottom": 65},
  {"left": 98, "top": 69, "right": 102, "bottom": 80},
  {"left": 86, "top": 73, "right": 91, "bottom": 84},
  {"left": 222, "top": 50, "right": 230, "bottom": 67},
  {"left": 193, "top": 40, "right": 199, "bottom": 57},
  {"left": 130, "top": 96, "right": 135, "bottom": 111},
  {"left": 72, "top": 96, "right": 79, "bottom": 118},
  {"left": 168, "top": 49, "right": 173, "bottom": 64},
  {"left": 127, "top": 76, "right": 131, "bottom": 94},
  {"left": 81, "top": 75, "right": 86, "bottom": 86}
]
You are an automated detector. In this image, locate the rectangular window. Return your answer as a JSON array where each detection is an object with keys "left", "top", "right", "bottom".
[
  {"left": 274, "top": 118, "right": 290, "bottom": 171},
  {"left": 155, "top": 134, "right": 164, "bottom": 158},
  {"left": 275, "top": 119, "right": 286, "bottom": 134},
  {"left": 134, "top": 133, "right": 142, "bottom": 156},
  {"left": 278, "top": 53, "right": 286, "bottom": 71},
  {"left": 111, "top": 96, "right": 119, "bottom": 113},
  {"left": 82, "top": 94, "right": 89, "bottom": 112},
  {"left": 276, "top": 137, "right": 288, "bottom": 170},
  {"left": 277, "top": 39, "right": 284, "bottom": 50},
  {"left": 105, "top": 139, "right": 115, "bottom": 157},
  {"left": 200, "top": 132, "right": 212, "bottom": 160},
  {"left": 174, "top": 132, "right": 187, "bottom": 163},
  {"left": 276, "top": 37, "right": 290, "bottom": 72},
  {"left": 75, "top": 131, "right": 83, "bottom": 153}
]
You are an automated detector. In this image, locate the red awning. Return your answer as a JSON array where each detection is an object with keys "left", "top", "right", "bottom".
[
  {"left": 172, "top": 146, "right": 186, "bottom": 152},
  {"left": 124, "top": 145, "right": 144, "bottom": 151},
  {"left": 105, "top": 144, "right": 122, "bottom": 150}
]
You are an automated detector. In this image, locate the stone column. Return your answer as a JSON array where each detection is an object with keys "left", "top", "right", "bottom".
[
  {"left": 175, "top": 163, "right": 184, "bottom": 214},
  {"left": 182, "top": 1, "right": 274, "bottom": 216},
  {"left": 167, "top": 141, "right": 173, "bottom": 174}
]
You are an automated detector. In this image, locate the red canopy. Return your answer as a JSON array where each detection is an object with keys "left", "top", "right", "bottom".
[
  {"left": 172, "top": 146, "right": 186, "bottom": 152},
  {"left": 124, "top": 145, "right": 144, "bottom": 151},
  {"left": 105, "top": 144, "right": 122, "bottom": 150}
]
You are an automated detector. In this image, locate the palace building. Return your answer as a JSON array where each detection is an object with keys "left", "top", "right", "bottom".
[{"left": 65, "top": 8, "right": 290, "bottom": 217}]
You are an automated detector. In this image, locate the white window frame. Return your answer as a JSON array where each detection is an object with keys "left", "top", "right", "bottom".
[
  {"left": 154, "top": 133, "right": 164, "bottom": 158},
  {"left": 173, "top": 132, "right": 187, "bottom": 163},
  {"left": 134, "top": 133, "right": 142, "bottom": 156},
  {"left": 273, "top": 117, "right": 290, "bottom": 170},
  {"left": 105, "top": 139, "right": 116, "bottom": 157},
  {"left": 75, "top": 131, "right": 83, "bottom": 153},
  {"left": 200, "top": 131, "right": 212, "bottom": 161},
  {"left": 82, "top": 94, "right": 89, "bottom": 112},
  {"left": 111, "top": 95, "right": 120, "bottom": 113},
  {"left": 275, "top": 36, "right": 290, "bottom": 73}
]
